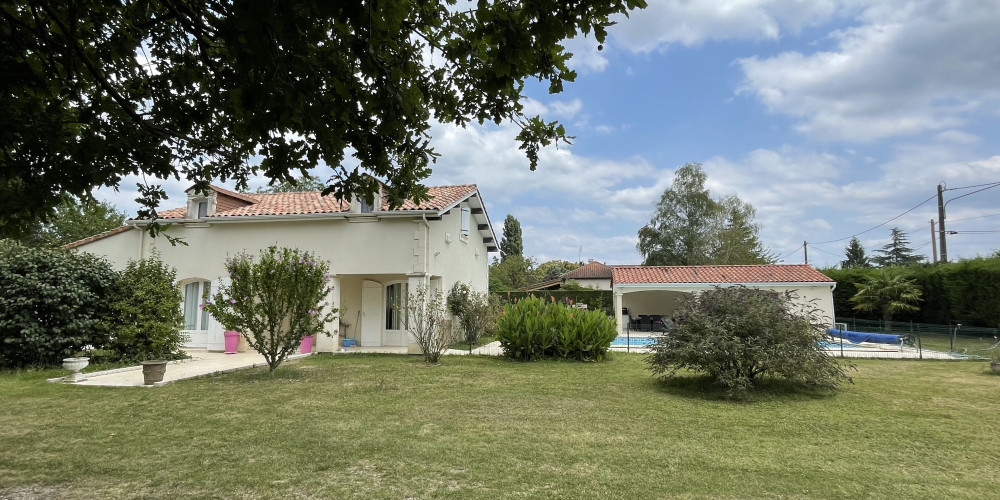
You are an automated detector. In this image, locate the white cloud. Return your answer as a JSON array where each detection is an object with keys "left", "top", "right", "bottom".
[
  {"left": 736, "top": 0, "right": 1000, "bottom": 141},
  {"left": 612, "top": 0, "right": 853, "bottom": 52}
]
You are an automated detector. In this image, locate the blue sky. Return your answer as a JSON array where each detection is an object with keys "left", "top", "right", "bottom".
[{"left": 99, "top": 0, "right": 1000, "bottom": 268}]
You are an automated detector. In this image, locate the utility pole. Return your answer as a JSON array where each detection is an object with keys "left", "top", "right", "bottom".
[
  {"left": 803, "top": 241, "right": 808, "bottom": 265},
  {"left": 937, "top": 183, "right": 948, "bottom": 263},
  {"left": 930, "top": 219, "right": 938, "bottom": 263}
]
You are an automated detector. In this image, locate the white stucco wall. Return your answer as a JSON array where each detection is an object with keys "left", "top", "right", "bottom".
[
  {"left": 73, "top": 209, "right": 492, "bottom": 352},
  {"left": 571, "top": 278, "right": 612, "bottom": 290}
]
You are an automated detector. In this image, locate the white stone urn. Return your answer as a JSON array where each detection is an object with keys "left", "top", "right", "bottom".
[{"left": 62, "top": 357, "right": 90, "bottom": 383}]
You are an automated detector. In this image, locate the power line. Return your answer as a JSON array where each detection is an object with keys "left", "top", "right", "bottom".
[
  {"left": 944, "top": 180, "right": 1000, "bottom": 191},
  {"left": 948, "top": 213, "right": 1000, "bottom": 223},
  {"left": 812, "top": 193, "right": 938, "bottom": 245},
  {"left": 776, "top": 245, "right": 803, "bottom": 262}
]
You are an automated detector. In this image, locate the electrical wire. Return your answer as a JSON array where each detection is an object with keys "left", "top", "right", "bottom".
[
  {"left": 812, "top": 193, "right": 938, "bottom": 245},
  {"left": 948, "top": 213, "right": 1000, "bottom": 223}
]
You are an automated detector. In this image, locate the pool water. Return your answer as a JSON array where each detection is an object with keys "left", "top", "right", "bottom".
[{"left": 610, "top": 336, "right": 656, "bottom": 347}]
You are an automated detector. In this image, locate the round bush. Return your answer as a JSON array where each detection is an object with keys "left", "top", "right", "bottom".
[{"left": 0, "top": 241, "right": 116, "bottom": 368}]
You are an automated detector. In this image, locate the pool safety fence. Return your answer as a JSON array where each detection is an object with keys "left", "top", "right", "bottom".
[{"left": 829, "top": 320, "right": 999, "bottom": 361}]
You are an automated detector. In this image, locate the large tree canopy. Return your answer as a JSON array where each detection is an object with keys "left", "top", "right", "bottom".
[
  {"left": 1, "top": 0, "right": 646, "bottom": 238},
  {"left": 637, "top": 162, "right": 773, "bottom": 266}
]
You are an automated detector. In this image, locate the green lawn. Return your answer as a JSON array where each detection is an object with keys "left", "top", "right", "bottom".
[{"left": 2, "top": 354, "right": 999, "bottom": 499}]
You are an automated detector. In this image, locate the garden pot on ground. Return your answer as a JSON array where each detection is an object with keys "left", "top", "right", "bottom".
[
  {"left": 224, "top": 330, "right": 240, "bottom": 354},
  {"left": 990, "top": 362, "right": 1000, "bottom": 375},
  {"left": 300, "top": 335, "right": 315, "bottom": 354},
  {"left": 62, "top": 357, "right": 89, "bottom": 383},
  {"left": 141, "top": 360, "right": 168, "bottom": 385}
]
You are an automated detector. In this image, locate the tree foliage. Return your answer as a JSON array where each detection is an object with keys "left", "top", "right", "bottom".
[
  {"left": 841, "top": 236, "right": 870, "bottom": 269},
  {"left": 500, "top": 214, "right": 524, "bottom": 262},
  {"left": 204, "top": 246, "right": 337, "bottom": 373},
  {"left": 489, "top": 255, "right": 538, "bottom": 291},
  {"left": 106, "top": 254, "right": 186, "bottom": 362},
  {"left": 256, "top": 174, "right": 327, "bottom": 193},
  {"left": 0, "top": 241, "right": 117, "bottom": 368},
  {"left": 446, "top": 282, "right": 499, "bottom": 352},
  {"left": 637, "top": 162, "right": 773, "bottom": 266},
  {"left": 871, "top": 227, "right": 924, "bottom": 267},
  {"left": 26, "top": 196, "right": 126, "bottom": 247},
  {"left": 850, "top": 268, "right": 922, "bottom": 324},
  {"left": 1, "top": 0, "right": 647, "bottom": 238},
  {"left": 646, "top": 286, "right": 853, "bottom": 399},
  {"left": 536, "top": 259, "right": 581, "bottom": 280}
]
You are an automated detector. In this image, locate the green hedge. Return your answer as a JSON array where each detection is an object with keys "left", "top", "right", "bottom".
[
  {"left": 822, "top": 256, "right": 1000, "bottom": 328},
  {"left": 493, "top": 290, "right": 614, "bottom": 313}
]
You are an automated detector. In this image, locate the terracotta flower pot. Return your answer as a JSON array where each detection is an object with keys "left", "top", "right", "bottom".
[{"left": 141, "top": 360, "right": 168, "bottom": 385}]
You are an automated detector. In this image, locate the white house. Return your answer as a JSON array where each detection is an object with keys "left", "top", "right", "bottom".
[
  {"left": 68, "top": 184, "right": 497, "bottom": 353},
  {"left": 612, "top": 264, "right": 837, "bottom": 335}
]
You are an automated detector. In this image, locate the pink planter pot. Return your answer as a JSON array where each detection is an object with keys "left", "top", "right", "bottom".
[
  {"left": 224, "top": 330, "right": 240, "bottom": 354},
  {"left": 300, "top": 335, "right": 315, "bottom": 354}
]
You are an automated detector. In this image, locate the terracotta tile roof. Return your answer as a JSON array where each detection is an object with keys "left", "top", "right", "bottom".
[
  {"left": 612, "top": 264, "right": 834, "bottom": 285},
  {"left": 62, "top": 225, "right": 134, "bottom": 250},
  {"left": 156, "top": 184, "right": 480, "bottom": 219},
  {"left": 562, "top": 261, "right": 613, "bottom": 280}
]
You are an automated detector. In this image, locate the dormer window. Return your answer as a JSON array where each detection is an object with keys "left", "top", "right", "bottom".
[
  {"left": 351, "top": 187, "right": 381, "bottom": 214},
  {"left": 197, "top": 201, "right": 208, "bottom": 218}
]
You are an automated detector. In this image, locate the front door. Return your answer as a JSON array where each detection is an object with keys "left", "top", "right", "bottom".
[{"left": 360, "top": 280, "right": 383, "bottom": 346}]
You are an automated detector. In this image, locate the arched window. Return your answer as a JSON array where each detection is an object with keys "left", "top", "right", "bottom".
[{"left": 181, "top": 280, "right": 212, "bottom": 330}]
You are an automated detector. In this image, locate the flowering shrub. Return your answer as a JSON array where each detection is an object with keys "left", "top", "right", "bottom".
[
  {"left": 203, "top": 246, "right": 337, "bottom": 373},
  {"left": 496, "top": 295, "right": 616, "bottom": 361},
  {"left": 646, "top": 286, "right": 853, "bottom": 398},
  {"left": 404, "top": 285, "right": 450, "bottom": 363}
]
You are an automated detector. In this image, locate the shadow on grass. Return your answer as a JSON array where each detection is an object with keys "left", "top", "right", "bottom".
[{"left": 649, "top": 374, "right": 842, "bottom": 403}]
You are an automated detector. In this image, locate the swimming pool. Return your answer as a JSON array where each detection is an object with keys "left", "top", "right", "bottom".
[
  {"left": 817, "top": 340, "right": 869, "bottom": 349},
  {"left": 610, "top": 336, "right": 656, "bottom": 347}
]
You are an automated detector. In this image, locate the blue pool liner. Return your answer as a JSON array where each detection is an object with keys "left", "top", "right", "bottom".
[{"left": 827, "top": 328, "right": 901, "bottom": 344}]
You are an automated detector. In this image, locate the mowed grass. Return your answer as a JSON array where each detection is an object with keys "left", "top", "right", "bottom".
[{"left": 2, "top": 354, "right": 999, "bottom": 499}]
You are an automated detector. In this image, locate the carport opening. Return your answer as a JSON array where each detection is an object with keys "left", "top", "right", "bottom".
[{"left": 621, "top": 290, "right": 691, "bottom": 333}]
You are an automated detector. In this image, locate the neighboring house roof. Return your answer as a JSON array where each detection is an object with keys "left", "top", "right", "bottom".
[
  {"left": 562, "top": 261, "right": 613, "bottom": 280},
  {"left": 613, "top": 264, "right": 834, "bottom": 285},
  {"left": 62, "top": 225, "right": 135, "bottom": 250}
]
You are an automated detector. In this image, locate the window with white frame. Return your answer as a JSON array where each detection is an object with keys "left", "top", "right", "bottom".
[
  {"left": 182, "top": 280, "right": 212, "bottom": 330},
  {"left": 385, "top": 282, "right": 407, "bottom": 330},
  {"left": 460, "top": 207, "right": 471, "bottom": 238}
]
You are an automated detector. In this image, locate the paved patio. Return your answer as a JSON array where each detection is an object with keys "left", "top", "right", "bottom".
[{"left": 51, "top": 341, "right": 505, "bottom": 387}]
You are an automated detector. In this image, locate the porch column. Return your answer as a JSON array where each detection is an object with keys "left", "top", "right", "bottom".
[
  {"left": 316, "top": 275, "right": 341, "bottom": 353},
  {"left": 614, "top": 290, "right": 624, "bottom": 336}
]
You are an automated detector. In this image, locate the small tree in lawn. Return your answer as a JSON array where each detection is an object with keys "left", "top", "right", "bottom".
[
  {"left": 447, "top": 283, "right": 499, "bottom": 352},
  {"left": 405, "top": 285, "right": 450, "bottom": 363},
  {"left": 646, "top": 286, "right": 853, "bottom": 399},
  {"left": 203, "top": 246, "right": 337, "bottom": 374}
]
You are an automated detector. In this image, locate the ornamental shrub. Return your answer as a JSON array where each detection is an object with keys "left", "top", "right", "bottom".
[
  {"left": 404, "top": 285, "right": 451, "bottom": 363},
  {"left": 496, "top": 295, "right": 616, "bottom": 361},
  {"left": 0, "top": 241, "right": 116, "bottom": 368},
  {"left": 203, "top": 246, "right": 337, "bottom": 374},
  {"left": 448, "top": 282, "right": 499, "bottom": 351},
  {"left": 646, "top": 286, "right": 853, "bottom": 399},
  {"left": 106, "top": 254, "right": 186, "bottom": 362}
]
